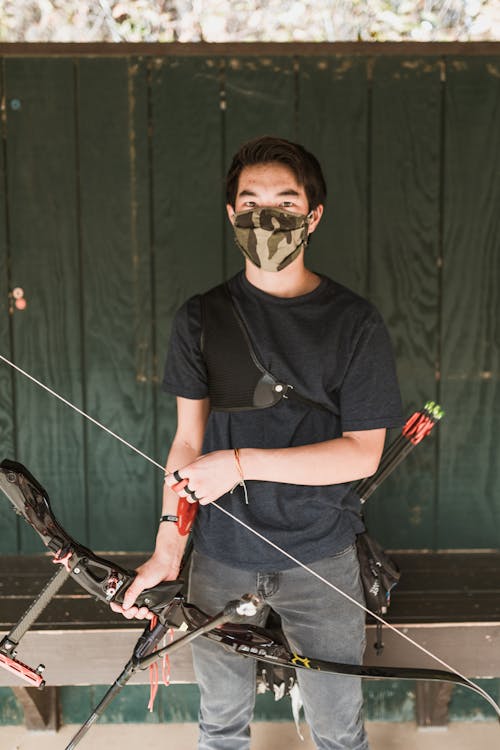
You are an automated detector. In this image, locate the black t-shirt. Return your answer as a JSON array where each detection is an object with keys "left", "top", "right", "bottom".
[{"left": 163, "top": 271, "right": 403, "bottom": 570}]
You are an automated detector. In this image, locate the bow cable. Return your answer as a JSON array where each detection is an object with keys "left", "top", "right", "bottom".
[{"left": 1, "top": 352, "right": 499, "bottom": 717}]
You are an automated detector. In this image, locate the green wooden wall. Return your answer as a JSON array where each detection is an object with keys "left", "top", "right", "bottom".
[
  {"left": 0, "top": 51, "right": 499, "bottom": 554},
  {"left": 2, "top": 678, "right": 499, "bottom": 725}
]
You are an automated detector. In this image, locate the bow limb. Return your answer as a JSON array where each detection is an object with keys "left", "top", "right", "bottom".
[
  {"left": 270, "top": 656, "right": 500, "bottom": 721},
  {"left": 206, "top": 623, "right": 500, "bottom": 718}
]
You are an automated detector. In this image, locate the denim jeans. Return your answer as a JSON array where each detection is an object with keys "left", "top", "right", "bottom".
[{"left": 188, "top": 545, "right": 369, "bottom": 750}]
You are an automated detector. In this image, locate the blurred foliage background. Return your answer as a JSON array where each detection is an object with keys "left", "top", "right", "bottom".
[{"left": 0, "top": 0, "right": 499, "bottom": 43}]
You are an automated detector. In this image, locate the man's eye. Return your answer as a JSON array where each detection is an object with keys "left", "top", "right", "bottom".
[
  {"left": 281, "top": 201, "right": 294, "bottom": 208},
  {"left": 243, "top": 201, "right": 257, "bottom": 208}
]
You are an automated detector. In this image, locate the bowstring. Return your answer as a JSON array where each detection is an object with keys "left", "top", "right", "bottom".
[
  {"left": 2, "top": 352, "right": 499, "bottom": 717},
  {"left": 0, "top": 355, "right": 166, "bottom": 472}
]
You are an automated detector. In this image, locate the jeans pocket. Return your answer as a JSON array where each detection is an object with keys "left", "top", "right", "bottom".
[{"left": 330, "top": 542, "right": 356, "bottom": 559}]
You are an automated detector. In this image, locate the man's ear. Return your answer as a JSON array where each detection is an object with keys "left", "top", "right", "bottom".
[
  {"left": 307, "top": 204, "right": 324, "bottom": 235},
  {"left": 226, "top": 204, "right": 236, "bottom": 225}
]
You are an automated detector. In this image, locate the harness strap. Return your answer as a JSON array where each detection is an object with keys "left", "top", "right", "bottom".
[{"left": 201, "top": 282, "right": 338, "bottom": 415}]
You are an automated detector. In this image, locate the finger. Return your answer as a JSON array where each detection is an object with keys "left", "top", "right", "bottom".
[
  {"left": 121, "top": 605, "right": 140, "bottom": 620},
  {"left": 164, "top": 470, "right": 185, "bottom": 490},
  {"left": 117, "top": 587, "right": 154, "bottom": 620},
  {"left": 135, "top": 606, "right": 153, "bottom": 620},
  {"left": 165, "top": 469, "right": 184, "bottom": 486},
  {"left": 198, "top": 495, "right": 213, "bottom": 506},
  {"left": 185, "top": 486, "right": 200, "bottom": 501},
  {"left": 172, "top": 478, "right": 189, "bottom": 493},
  {"left": 164, "top": 473, "right": 177, "bottom": 489},
  {"left": 122, "top": 579, "right": 146, "bottom": 610}
]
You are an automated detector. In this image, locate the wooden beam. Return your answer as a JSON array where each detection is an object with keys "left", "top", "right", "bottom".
[
  {"left": 1, "top": 621, "right": 500, "bottom": 687},
  {"left": 0, "top": 629, "right": 196, "bottom": 686},
  {"left": 364, "top": 622, "right": 500, "bottom": 674},
  {"left": 0, "top": 42, "right": 499, "bottom": 58}
]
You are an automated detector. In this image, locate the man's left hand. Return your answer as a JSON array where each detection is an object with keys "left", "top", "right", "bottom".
[{"left": 165, "top": 450, "right": 242, "bottom": 505}]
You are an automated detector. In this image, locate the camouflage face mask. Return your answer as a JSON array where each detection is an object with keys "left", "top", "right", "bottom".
[{"left": 233, "top": 207, "right": 312, "bottom": 272}]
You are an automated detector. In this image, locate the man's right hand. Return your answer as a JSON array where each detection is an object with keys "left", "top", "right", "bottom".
[{"left": 110, "top": 550, "right": 182, "bottom": 620}]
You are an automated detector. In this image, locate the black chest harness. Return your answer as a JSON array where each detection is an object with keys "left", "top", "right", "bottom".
[{"left": 200, "top": 282, "right": 339, "bottom": 416}]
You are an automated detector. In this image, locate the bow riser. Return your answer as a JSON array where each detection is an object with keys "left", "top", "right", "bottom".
[{"left": 0, "top": 460, "right": 183, "bottom": 614}]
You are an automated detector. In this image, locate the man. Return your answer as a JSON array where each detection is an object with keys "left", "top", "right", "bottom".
[{"left": 114, "top": 136, "right": 402, "bottom": 749}]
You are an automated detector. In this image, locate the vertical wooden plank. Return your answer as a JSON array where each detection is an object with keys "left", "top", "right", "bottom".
[
  {"left": 224, "top": 57, "right": 296, "bottom": 277},
  {"left": 439, "top": 58, "right": 500, "bottom": 548},
  {"left": 77, "top": 58, "right": 156, "bottom": 550},
  {"left": 0, "top": 59, "right": 17, "bottom": 552},
  {"left": 224, "top": 56, "right": 296, "bottom": 156},
  {"left": 297, "top": 56, "right": 369, "bottom": 294},
  {"left": 3, "top": 58, "right": 86, "bottom": 552},
  {"left": 367, "top": 57, "right": 442, "bottom": 549},
  {"left": 151, "top": 57, "right": 224, "bottom": 465}
]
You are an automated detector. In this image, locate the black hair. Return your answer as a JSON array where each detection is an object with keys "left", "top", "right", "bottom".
[{"left": 226, "top": 136, "right": 327, "bottom": 210}]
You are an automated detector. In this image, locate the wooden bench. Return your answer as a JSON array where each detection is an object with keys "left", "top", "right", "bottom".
[{"left": 2, "top": 551, "right": 500, "bottom": 731}]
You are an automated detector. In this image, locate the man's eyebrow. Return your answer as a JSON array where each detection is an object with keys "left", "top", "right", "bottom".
[{"left": 237, "top": 188, "right": 300, "bottom": 197}]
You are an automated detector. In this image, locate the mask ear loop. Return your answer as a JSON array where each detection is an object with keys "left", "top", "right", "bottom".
[{"left": 303, "top": 211, "right": 314, "bottom": 247}]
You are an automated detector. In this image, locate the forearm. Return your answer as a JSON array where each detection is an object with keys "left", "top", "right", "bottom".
[
  {"left": 112, "top": 435, "right": 199, "bottom": 614},
  {"left": 113, "top": 400, "right": 209, "bottom": 613},
  {"left": 238, "top": 430, "right": 385, "bottom": 486},
  {"left": 153, "top": 436, "right": 202, "bottom": 563}
]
